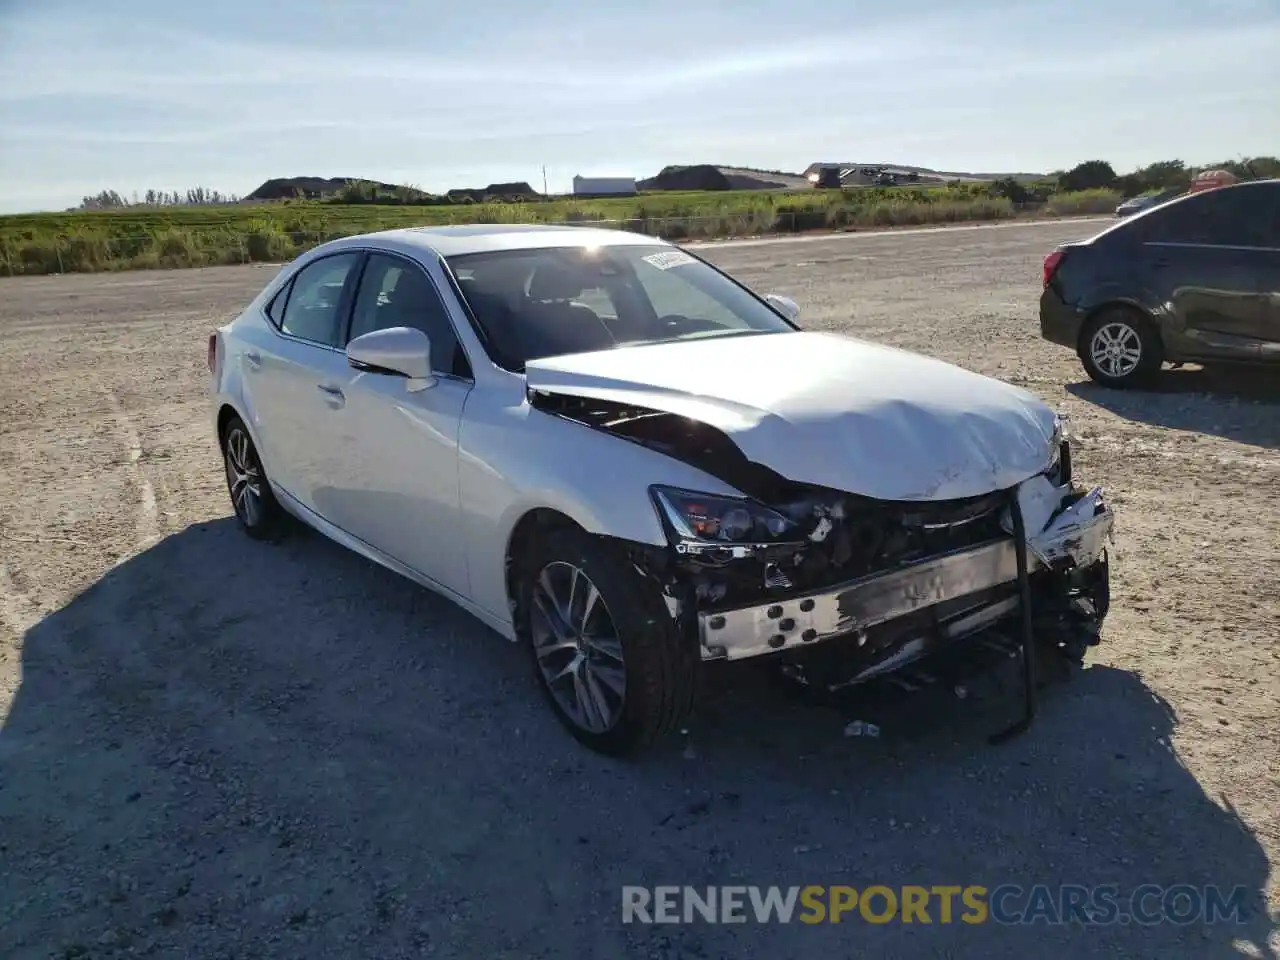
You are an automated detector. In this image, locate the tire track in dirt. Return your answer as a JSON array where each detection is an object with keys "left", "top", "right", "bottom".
[{"left": 105, "top": 389, "right": 162, "bottom": 550}]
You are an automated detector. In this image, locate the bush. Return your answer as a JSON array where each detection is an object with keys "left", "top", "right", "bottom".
[
  {"left": 59, "top": 233, "right": 113, "bottom": 272},
  {"left": 18, "top": 239, "right": 61, "bottom": 274},
  {"left": 245, "top": 225, "right": 290, "bottom": 262},
  {"left": 154, "top": 228, "right": 198, "bottom": 267},
  {"left": 1046, "top": 189, "right": 1121, "bottom": 216}
]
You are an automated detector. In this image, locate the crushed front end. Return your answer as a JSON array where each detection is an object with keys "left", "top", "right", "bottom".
[{"left": 636, "top": 431, "right": 1114, "bottom": 714}]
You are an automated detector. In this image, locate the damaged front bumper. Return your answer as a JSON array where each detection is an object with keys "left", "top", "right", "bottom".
[{"left": 697, "top": 476, "right": 1114, "bottom": 666}]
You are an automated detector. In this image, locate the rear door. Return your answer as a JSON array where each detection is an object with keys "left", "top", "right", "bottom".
[
  {"left": 1138, "top": 184, "right": 1274, "bottom": 359},
  {"left": 244, "top": 251, "right": 364, "bottom": 512}
]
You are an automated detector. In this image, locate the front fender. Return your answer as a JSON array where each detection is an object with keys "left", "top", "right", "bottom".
[{"left": 458, "top": 398, "right": 746, "bottom": 626}]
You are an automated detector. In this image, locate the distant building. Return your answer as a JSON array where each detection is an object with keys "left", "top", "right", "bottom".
[{"left": 573, "top": 175, "right": 637, "bottom": 196}]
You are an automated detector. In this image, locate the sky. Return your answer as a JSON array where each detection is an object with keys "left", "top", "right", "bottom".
[{"left": 0, "top": 0, "right": 1277, "bottom": 213}]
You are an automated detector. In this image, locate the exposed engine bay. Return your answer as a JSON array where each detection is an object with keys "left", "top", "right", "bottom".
[{"left": 533, "top": 389, "right": 1115, "bottom": 719}]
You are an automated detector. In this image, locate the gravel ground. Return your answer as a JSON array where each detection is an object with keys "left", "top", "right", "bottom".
[{"left": 1, "top": 220, "right": 1277, "bottom": 959}]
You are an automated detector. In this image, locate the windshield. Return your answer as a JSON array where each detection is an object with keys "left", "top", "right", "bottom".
[{"left": 444, "top": 244, "right": 797, "bottom": 371}]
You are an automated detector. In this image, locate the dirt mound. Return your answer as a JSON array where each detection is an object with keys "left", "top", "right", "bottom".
[
  {"left": 245, "top": 176, "right": 400, "bottom": 201},
  {"left": 639, "top": 165, "right": 732, "bottom": 191},
  {"left": 638, "top": 165, "right": 809, "bottom": 192},
  {"left": 718, "top": 167, "right": 811, "bottom": 190},
  {"left": 446, "top": 182, "right": 540, "bottom": 202}
]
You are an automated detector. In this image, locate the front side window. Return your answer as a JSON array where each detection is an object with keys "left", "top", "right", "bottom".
[
  {"left": 348, "top": 253, "right": 468, "bottom": 377},
  {"left": 445, "top": 244, "right": 796, "bottom": 371},
  {"left": 633, "top": 258, "right": 742, "bottom": 330},
  {"left": 279, "top": 252, "right": 361, "bottom": 346}
]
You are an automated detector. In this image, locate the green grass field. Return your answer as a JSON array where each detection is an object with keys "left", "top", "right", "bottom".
[{"left": 0, "top": 184, "right": 1121, "bottom": 275}]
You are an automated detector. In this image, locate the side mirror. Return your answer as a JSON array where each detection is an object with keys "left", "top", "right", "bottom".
[
  {"left": 765, "top": 293, "right": 801, "bottom": 322},
  {"left": 347, "top": 326, "right": 436, "bottom": 392}
]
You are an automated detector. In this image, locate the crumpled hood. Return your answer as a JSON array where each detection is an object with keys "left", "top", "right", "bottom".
[{"left": 524, "top": 331, "right": 1060, "bottom": 501}]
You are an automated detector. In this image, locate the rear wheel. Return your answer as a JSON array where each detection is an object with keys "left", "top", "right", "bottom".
[
  {"left": 221, "top": 415, "right": 284, "bottom": 540},
  {"left": 1079, "top": 307, "right": 1163, "bottom": 388},
  {"left": 517, "top": 526, "right": 696, "bottom": 756}
]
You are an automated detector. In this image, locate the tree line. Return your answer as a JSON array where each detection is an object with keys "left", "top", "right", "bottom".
[
  {"left": 77, "top": 187, "right": 240, "bottom": 210},
  {"left": 1054, "top": 157, "right": 1279, "bottom": 195}
]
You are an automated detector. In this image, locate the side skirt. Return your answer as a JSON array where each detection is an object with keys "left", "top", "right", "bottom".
[{"left": 272, "top": 484, "right": 517, "bottom": 642}]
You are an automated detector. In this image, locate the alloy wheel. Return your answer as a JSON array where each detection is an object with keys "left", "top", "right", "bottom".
[
  {"left": 224, "top": 426, "right": 264, "bottom": 528},
  {"left": 1089, "top": 321, "right": 1142, "bottom": 379},
  {"left": 530, "top": 561, "right": 627, "bottom": 733}
]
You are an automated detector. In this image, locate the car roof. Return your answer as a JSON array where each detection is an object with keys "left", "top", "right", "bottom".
[{"left": 317, "top": 223, "right": 672, "bottom": 260}]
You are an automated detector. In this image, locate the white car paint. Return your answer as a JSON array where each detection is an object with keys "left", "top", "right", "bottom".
[
  {"left": 211, "top": 224, "right": 1070, "bottom": 643},
  {"left": 525, "top": 332, "right": 1059, "bottom": 501}
]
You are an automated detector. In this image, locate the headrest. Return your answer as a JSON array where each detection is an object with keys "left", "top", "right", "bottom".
[
  {"left": 527, "top": 261, "right": 585, "bottom": 301},
  {"left": 386, "top": 269, "right": 429, "bottom": 304}
]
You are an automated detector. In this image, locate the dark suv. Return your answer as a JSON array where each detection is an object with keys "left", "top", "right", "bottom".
[{"left": 1039, "top": 179, "right": 1280, "bottom": 387}]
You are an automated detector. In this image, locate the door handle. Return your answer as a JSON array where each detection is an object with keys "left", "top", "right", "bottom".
[
  {"left": 316, "top": 384, "right": 345, "bottom": 408},
  {"left": 244, "top": 351, "right": 262, "bottom": 370}
]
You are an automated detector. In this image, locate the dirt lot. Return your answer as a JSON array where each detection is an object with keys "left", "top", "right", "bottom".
[{"left": 1, "top": 220, "right": 1277, "bottom": 959}]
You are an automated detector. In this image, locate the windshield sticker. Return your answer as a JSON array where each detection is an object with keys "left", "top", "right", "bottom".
[{"left": 642, "top": 250, "right": 697, "bottom": 271}]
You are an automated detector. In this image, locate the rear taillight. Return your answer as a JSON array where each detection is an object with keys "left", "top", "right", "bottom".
[
  {"left": 207, "top": 333, "right": 218, "bottom": 374},
  {"left": 1043, "top": 249, "right": 1065, "bottom": 287}
]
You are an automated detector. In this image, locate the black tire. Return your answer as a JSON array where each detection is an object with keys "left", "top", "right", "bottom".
[
  {"left": 517, "top": 525, "right": 697, "bottom": 756},
  {"left": 1078, "top": 307, "right": 1164, "bottom": 388},
  {"left": 220, "top": 415, "right": 285, "bottom": 541}
]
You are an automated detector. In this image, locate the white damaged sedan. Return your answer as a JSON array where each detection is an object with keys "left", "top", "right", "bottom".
[{"left": 209, "top": 225, "right": 1115, "bottom": 755}]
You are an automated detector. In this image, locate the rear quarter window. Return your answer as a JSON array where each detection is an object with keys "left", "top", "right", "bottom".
[{"left": 265, "top": 282, "right": 291, "bottom": 328}]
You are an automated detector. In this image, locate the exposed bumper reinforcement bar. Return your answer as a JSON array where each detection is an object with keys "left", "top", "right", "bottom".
[{"left": 699, "top": 484, "right": 1114, "bottom": 662}]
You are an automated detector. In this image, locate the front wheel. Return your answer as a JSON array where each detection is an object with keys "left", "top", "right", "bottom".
[
  {"left": 517, "top": 526, "right": 697, "bottom": 756},
  {"left": 1079, "top": 308, "right": 1163, "bottom": 388}
]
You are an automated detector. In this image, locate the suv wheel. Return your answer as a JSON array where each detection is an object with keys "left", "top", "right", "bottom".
[
  {"left": 1079, "top": 307, "right": 1163, "bottom": 388},
  {"left": 517, "top": 525, "right": 697, "bottom": 756}
]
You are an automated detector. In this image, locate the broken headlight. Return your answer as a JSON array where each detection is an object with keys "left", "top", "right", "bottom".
[{"left": 650, "top": 486, "right": 801, "bottom": 548}]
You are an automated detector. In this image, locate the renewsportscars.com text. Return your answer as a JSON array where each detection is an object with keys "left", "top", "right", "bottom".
[{"left": 621, "top": 884, "right": 1251, "bottom": 926}]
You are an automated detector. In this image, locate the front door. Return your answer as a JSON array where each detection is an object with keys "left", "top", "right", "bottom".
[
  {"left": 1142, "top": 184, "right": 1275, "bottom": 359},
  {"left": 1247, "top": 183, "right": 1280, "bottom": 361},
  {"left": 325, "top": 252, "right": 475, "bottom": 597}
]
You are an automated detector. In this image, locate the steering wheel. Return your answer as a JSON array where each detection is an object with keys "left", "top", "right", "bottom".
[{"left": 656, "top": 313, "right": 702, "bottom": 332}]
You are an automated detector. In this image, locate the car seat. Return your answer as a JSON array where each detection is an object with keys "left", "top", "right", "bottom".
[{"left": 523, "top": 261, "right": 616, "bottom": 356}]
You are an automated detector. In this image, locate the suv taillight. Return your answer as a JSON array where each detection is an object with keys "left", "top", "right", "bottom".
[
  {"left": 1043, "top": 249, "right": 1065, "bottom": 287},
  {"left": 207, "top": 333, "right": 218, "bottom": 374}
]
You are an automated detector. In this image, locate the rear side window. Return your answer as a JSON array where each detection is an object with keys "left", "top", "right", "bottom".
[
  {"left": 1144, "top": 183, "right": 1279, "bottom": 248},
  {"left": 279, "top": 253, "right": 362, "bottom": 346}
]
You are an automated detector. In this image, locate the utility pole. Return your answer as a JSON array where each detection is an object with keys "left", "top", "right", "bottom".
[{"left": 542, "top": 166, "right": 548, "bottom": 196}]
